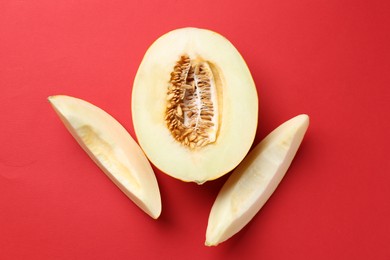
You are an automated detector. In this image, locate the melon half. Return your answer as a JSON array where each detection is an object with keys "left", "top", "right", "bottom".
[{"left": 132, "top": 27, "right": 258, "bottom": 184}]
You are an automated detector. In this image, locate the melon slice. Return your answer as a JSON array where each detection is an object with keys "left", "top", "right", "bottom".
[
  {"left": 205, "top": 114, "right": 309, "bottom": 246},
  {"left": 48, "top": 95, "right": 161, "bottom": 219},
  {"left": 132, "top": 27, "right": 258, "bottom": 184}
]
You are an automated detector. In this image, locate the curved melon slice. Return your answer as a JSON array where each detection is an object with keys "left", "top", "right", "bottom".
[
  {"left": 132, "top": 27, "right": 258, "bottom": 184},
  {"left": 48, "top": 95, "right": 161, "bottom": 219},
  {"left": 205, "top": 114, "right": 309, "bottom": 246}
]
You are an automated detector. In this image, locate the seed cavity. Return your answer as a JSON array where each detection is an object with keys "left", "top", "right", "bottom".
[{"left": 165, "top": 55, "right": 220, "bottom": 149}]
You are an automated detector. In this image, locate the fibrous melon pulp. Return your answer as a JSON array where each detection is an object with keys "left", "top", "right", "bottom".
[{"left": 132, "top": 28, "right": 258, "bottom": 183}]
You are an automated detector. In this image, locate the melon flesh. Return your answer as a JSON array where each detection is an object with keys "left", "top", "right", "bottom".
[
  {"left": 49, "top": 95, "right": 161, "bottom": 219},
  {"left": 132, "top": 27, "right": 258, "bottom": 184},
  {"left": 205, "top": 114, "right": 309, "bottom": 246}
]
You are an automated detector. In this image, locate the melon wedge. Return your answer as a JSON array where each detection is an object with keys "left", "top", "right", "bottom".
[
  {"left": 48, "top": 95, "right": 161, "bottom": 219},
  {"left": 205, "top": 114, "right": 309, "bottom": 246},
  {"left": 132, "top": 27, "right": 258, "bottom": 184}
]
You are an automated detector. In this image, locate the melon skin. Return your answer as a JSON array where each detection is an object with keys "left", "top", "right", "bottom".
[{"left": 132, "top": 27, "right": 258, "bottom": 184}]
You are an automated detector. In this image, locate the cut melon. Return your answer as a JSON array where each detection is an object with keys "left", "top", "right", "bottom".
[
  {"left": 205, "top": 114, "right": 309, "bottom": 246},
  {"left": 132, "top": 27, "right": 258, "bottom": 184},
  {"left": 49, "top": 95, "right": 161, "bottom": 219}
]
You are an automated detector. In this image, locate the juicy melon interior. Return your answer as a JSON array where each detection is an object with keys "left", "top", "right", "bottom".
[
  {"left": 132, "top": 27, "right": 258, "bottom": 183},
  {"left": 165, "top": 55, "right": 221, "bottom": 149}
]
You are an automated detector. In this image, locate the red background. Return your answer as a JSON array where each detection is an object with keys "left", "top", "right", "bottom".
[{"left": 1, "top": 0, "right": 389, "bottom": 259}]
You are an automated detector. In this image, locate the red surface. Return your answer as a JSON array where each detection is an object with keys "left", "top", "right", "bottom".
[{"left": 1, "top": 0, "right": 389, "bottom": 259}]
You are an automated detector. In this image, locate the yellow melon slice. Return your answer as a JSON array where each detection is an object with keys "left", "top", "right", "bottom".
[
  {"left": 49, "top": 95, "right": 161, "bottom": 219},
  {"left": 205, "top": 114, "right": 309, "bottom": 246}
]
